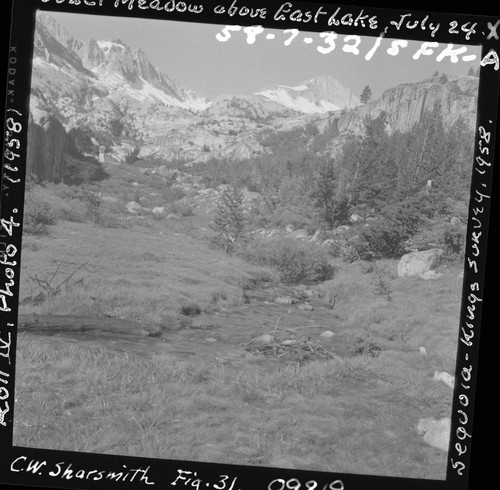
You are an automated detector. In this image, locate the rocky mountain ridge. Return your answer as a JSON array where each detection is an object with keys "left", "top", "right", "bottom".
[
  {"left": 257, "top": 76, "right": 359, "bottom": 113},
  {"left": 28, "top": 12, "right": 479, "bottom": 184}
]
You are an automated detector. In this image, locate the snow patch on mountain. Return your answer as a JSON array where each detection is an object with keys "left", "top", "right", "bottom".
[
  {"left": 97, "top": 40, "right": 127, "bottom": 55},
  {"left": 257, "top": 87, "right": 342, "bottom": 113},
  {"left": 289, "top": 84, "right": 308, "bottom": 91},
  {"left": 256, "top": 75, "right": 360, "bottom": 114}
]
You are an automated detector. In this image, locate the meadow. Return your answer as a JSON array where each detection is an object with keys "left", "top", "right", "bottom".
[{"left": 13, "top": 157, "right": 464, "bottom": 479}]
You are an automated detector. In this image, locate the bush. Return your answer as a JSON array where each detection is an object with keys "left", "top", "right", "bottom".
[
  {"left": 180, "top": 302, "right": 202, "bottom": 316},
  {"left": 357, "top": 219, "right": 406, "bottom": 259},
  {"left": 96, "top": 210, "right": 128, "bottom": 229},
  {"left": 78, "top": 186, "right": 103, "bottom": 224},
  {"left": 23, "top": 185, "right": 58, "bottom": 234},
  {"left": 442, "top": 224, "right": 466, "bottom": 259},
  {"left": 60, "top": 199, "right": 86, "bottom": 223},
  {"left": 357, "top": 195, "right": 433, "bottom": 259},
  {"left": 241, "top": 235, "right": 334, "bottom": 284},
  {"left": 168, "top": 201, "right": 195, "bottom": 217},
  {"left": 269, "top": 176, "right": 320, "bottom": 232},
  {"left": 410, "top": 221, "right": 466, "bottom": 260}
]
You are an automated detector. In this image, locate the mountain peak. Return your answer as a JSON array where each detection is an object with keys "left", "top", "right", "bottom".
[
  {"left": 97, "top": 40, "right": 128, "bottom": 57},
  {"left": 256, "top": 75, "right": 359, "bottom": 114},
  {"left": 33, "top": 12, "right": 209, "bottom": 113}
]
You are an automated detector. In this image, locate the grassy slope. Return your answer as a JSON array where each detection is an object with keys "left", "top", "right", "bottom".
[
  {"left": 15, "top": 228, "right": 462, "bottom": 479},
  {"left": 14, "top": 161, "right": 463, "bottom": 479},
  {"left": 19, "top": 218, "right": 274, "bottom": 325}
]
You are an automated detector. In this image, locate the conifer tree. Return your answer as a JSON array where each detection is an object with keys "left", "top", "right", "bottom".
[
  {"left": 312, "top": 159, "right": 349, "bottom": 228},
  {"left": 350, "top": 112, "right": 396, "bottom": 208},
  {"left": 360, "top": 85, "right": 372, "bottom": 105},
  {"left": 397, "top": 101, "right": 446, "bottom": 195},
  {"left": 210, "top": 185, "right": 246, "bottom": 253}
]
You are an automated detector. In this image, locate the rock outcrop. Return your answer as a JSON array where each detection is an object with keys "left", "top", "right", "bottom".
[
  {"left": 27, "top": 113, "right": 68, "bottom": 182},
  {"left": 338, "top": 74, "right": 478, "bottom": 134},
  {"left": 397, "top": 249, "right": 443, "bottom": 278},
  {"left": 27, "top": 113, "right": 108, "bottom": 185},
  {"left": 417, "top": 417, "right": 451, "bottom": 452}
]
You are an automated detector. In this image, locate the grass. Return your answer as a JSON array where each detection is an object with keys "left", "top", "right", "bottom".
[
  {"left": 14, "top": 161, "right": 464, "bottom": 479},
  {"left": 18, "top": 219, "right": 273, "bottom": 325},
  {"left": 14, "top": 333, "right": 449, "bottom": 477}
]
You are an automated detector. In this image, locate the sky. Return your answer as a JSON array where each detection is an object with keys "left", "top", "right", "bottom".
[{"left": 47, "top": 11, "right": 482, "bottom": 100}]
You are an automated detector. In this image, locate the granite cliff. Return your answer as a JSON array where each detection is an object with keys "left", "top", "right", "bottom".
[{"left": 338, "top": 74, "right": 478, "bottom": 135}]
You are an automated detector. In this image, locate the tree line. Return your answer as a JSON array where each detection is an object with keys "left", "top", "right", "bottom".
[{"left": 208, "top": 101, "right": 474, "bottom": 260}]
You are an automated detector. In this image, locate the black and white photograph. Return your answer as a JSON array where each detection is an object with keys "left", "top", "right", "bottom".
[{"left": 1, "top": 1, "right": 499, "bottom": 489}]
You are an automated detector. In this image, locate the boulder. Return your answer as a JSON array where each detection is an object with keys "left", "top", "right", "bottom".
[
  {"left": 297, "top": 303, "right": 314, "bottom": 311},
  {"left": 433, "top": 370, "right": 455, "bottom": 389},
  {"left": 309, "top": 230, "right": 321, "bottom": 242},
  {"left": 274, "top": 296, "right": 294, "bottom": 306},
  {"left": 321, "top": 239, "right": 336, "bottom": 247},
  {"left": 294, "top": 286, "right": 314, "bottom": 299},
  {"left": 252, "top": 334, "right": 274, "bottom": 344},
  {"left": 397, "top": 249, "right": 443, "bottom": 277},
  {"left": 290, "top": 229, "right": 309, "bottom": 240},
  {"left": 420, "top": 270, "right": 443, "bottom": 280},
  {"left": 320, "top": 330, "right": 335, "bottom": 338},
  {"left": 417, "top": 417, "right": 451, "bottom": 452},
  {"left": 126, "top": 201, "right": 142, "bottom": 214}
]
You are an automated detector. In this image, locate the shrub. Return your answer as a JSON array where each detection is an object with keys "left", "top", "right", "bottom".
[
  {"left": 442, "top": 224, "right": 466, "bottom": 258},
  {"left": 96, "top": 210, "right": 128, "bottom": 229},
  {"left": 23, "top": 185, "right": 58, "bottom": 234},
  {"left": 241, "top": 235, "right": 334, "bottom": 284},
  {"left": 357, "top": 195, "right": 433, "bottom": 259},
  {"left": 268, "top": 175, "right": 320, "bottom": 232},
  {"left": 410, "top": 221, "right": 466, "bottom": 260},
  {"left": 370, "top": 263, "right": 393, "bottom": 301},
  {"left": 168, "top": 201, "right": 195, "bottom": 217},
  {"left": 382, "top": 196, "right": 430, "bottom": 235},
  {"left": 80, "top": 186, "right": 103, "bottom": 225},
  {"left": 60, "top": 199, "right": 86, "bottom": 223},
  {"left": 352, "top": 337, "right": 382, "bottom": 357},
  {"left": 357, "top": 219, "right": 406, "bottom": 259},
  {"left": 180, "top": 303, "right": 202, "bottom": 316}
]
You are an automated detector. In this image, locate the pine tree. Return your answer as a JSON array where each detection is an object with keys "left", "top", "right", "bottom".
[
  {"left": 210, "top": 185, "right": 246, "bottom": 253},
  {"left": 397, "top": 101, "right": 446, "bottom": 195},
  {"left": 360, "top": 85, "right": 372, "bottom": 105},
  {"left": 436, "top": 115, "right": 475, "bottom": 199},
  {"left": 349, "top": 112, "right": 396, "bottom": 208},
  {"left": 313, "top": 159, "right": 336, "bottom": 225},
  {"left": 312, "top": 159, "right": 349, "bottom": 228}
]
